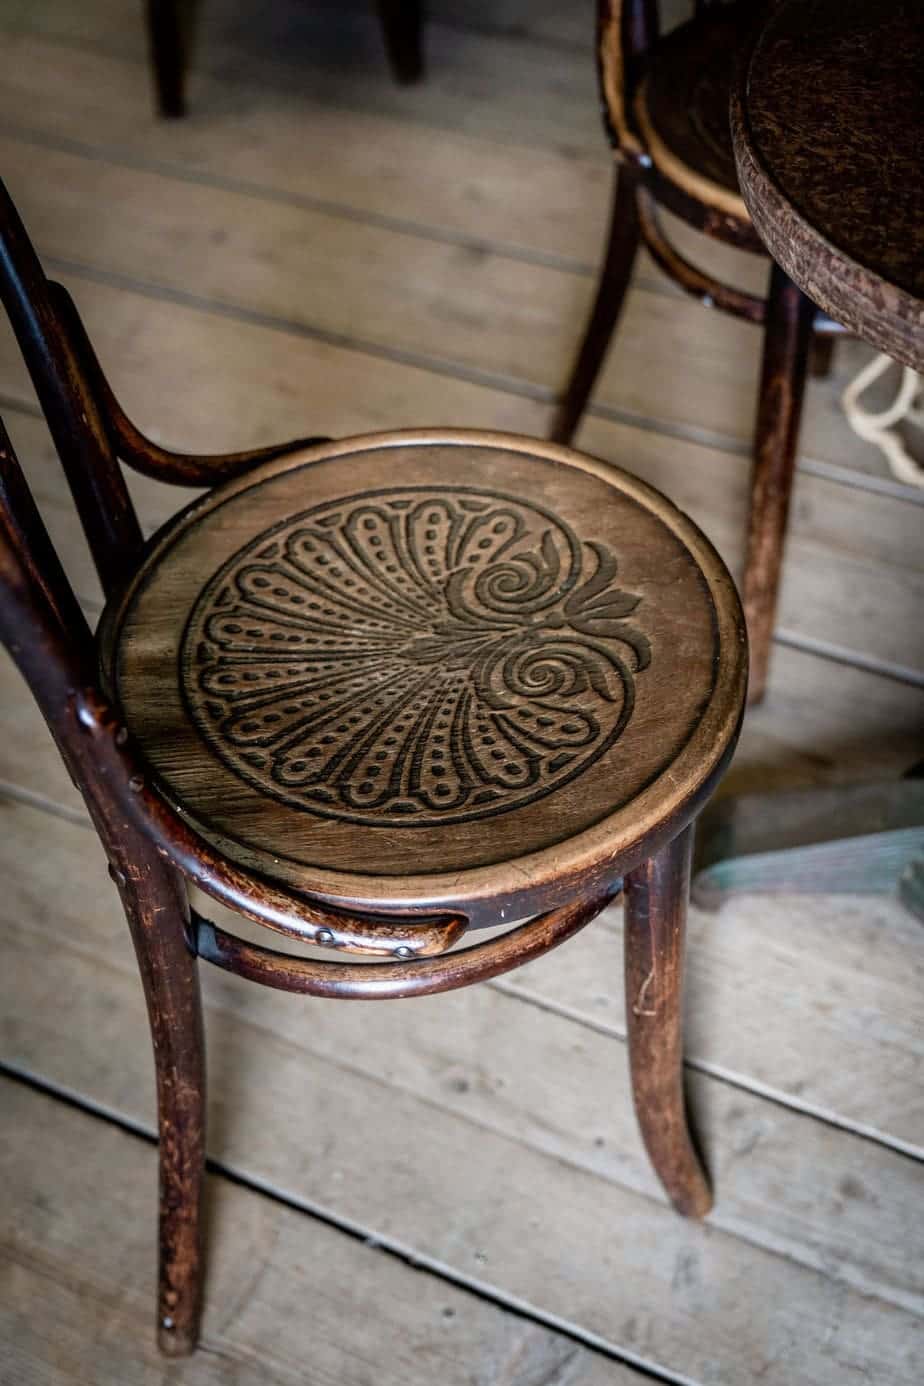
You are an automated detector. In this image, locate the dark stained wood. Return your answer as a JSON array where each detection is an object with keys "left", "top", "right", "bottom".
[
  {"left": 624, "top": 823, "right": 711, "bottom": 1218},
  {"left": 146, "top": 0, "right": 187, "bottom": 119},
  {"left": 146, "top": 1, "right": 427, "bottom": 116},
  {"left": 634, "top": 4, "right": 753, "bottom": 225},
  {"left": 809, "top": 333, "right": 836, "bottom": 380},
  {"left": 48, "top": 281, "right": 331, "bottom": 488},
  {"left": 743, "top": 263, "right": 816, "bottom": 706},
  {"left": 635, "top": 186, "right": 764, "bottom": 323},
  {"left": 0, "top": 176, "right": 746, "bottom": 1357},
  {"left": 0, "top": 425, "right": 205, "bottom": 1353},
  {"left": 732, "top": 0, "right": 924, "bottom": 373},
  {"left": 110, "top": 838, "right": 206, "bottom": 1356},
  {"left": 194, "top": 888, "right": 615, "bottom": 999},
  {"left": 555, "top": 1, "right": 841, "bottom": 704},
  {"left": 376, "top": 0, "right": 424, "bottom": 84},
  {"left": 550, "top": 166, "right": 641, "bottom": 443}
]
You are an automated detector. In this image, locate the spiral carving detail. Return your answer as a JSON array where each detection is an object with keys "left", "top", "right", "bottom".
[{"left": 182, "top": 487, "right": 651, "bottom": 825}]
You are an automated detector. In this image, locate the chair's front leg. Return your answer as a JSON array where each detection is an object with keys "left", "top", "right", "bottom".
[
  {"left": 623, "top": 823, "right": 712, "bottom": 1218},
  {"left": 109, "top": 833, "right": 206, "bottom": 1355}
]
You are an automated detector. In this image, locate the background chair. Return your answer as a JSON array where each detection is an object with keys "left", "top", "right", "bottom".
[
  {"left": 146, "top": 0, "right": 425, "bottom": 117},
  {"left": 552, "top": 0, "right": 844, "bottom": 703}
]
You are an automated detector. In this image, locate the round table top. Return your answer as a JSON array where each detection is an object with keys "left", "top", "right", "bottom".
[
  {"left": 731, "top": 0, "right": 924, "bottom": 371},
  {"left": 100, "top": 431, "right": 746, "bottom": 922}
]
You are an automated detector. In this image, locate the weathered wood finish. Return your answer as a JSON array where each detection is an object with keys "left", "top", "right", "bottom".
[
  {"left": 2, "top": 1082, "right": 641, "bottom": 1386},
  {"left": 556, "top": 0, "right": 836, "bottom": 703},
  {"left": 550, "top": 165, "right": 641, "bottom": 444},
  {"left": 0, "top": 174, "right": 745, "bottom": 1358},
  {"left": 145, "top": 0, "right": 426, "bottom": 117},
  {"left": 145, "top": 0, "right": 186, "bottom": 118},
  {"left": 624, "top": 823, "right": 711, "bottom": 1217},
  {"left": 111, "top": 834, "right": 206, "bottom": 1356},
  {"left": 6, "top": 796, "right": 924, "bottom": 1385}
]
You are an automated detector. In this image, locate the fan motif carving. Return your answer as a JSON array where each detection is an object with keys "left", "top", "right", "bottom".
[{"left": 183, "top": 487, "right": 651, "bottom": 825}]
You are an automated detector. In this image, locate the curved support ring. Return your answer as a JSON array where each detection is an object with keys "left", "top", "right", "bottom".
[
  {"left": 636, "top": 189, "right": 766, "bottom": 324},
  {"left": 193, "top": 887, "right": 616, "bottom": 999}
]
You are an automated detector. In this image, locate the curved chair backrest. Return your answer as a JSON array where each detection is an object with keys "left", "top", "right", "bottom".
[{"left": 599, "top": 2, "right": 747, "bottom": 153}]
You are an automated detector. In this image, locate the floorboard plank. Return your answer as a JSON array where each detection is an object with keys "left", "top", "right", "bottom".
[
  {"left": 0, "top": 798, "right": 922, "bottom": 1386},
  {"left": 2, "top": 282, "right": 922, "bottom": 681},
  {"left": 0, "top": 62, "right": 915, "bottom": 492},
  {"left": 0, "top": 1078, "right": 635, "bottom": 1385}
]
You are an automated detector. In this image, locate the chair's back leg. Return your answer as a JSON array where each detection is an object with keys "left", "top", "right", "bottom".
[
  {"left": 743, "top": 261, "right": 815, "bottom": 704},
  {"left": 549, "top": 164, "right": 641, "bottom": 445},
  {"left": 623, "top": 823, "right": 712, "bottom": 1218},
  {"left": 809, "top": 331, "right": 836, "bottom": 380},
  {"left": 0, "top": 423, "right": 205, "bottom": 1354},
  {"left": 108, "top": 829, "right": 206, "bottom": 1357},
  {"left": 377, "top": 0, "right": 424, "bottom": 84},
  {"left": 146, "top": 0, "right": 187, "bottom": 117}
]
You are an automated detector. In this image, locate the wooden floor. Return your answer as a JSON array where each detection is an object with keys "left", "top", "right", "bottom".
[{"left": 1, "top": 2, "right": 922, "bottom": 1382}]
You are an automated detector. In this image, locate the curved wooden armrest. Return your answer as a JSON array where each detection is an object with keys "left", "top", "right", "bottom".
[
  {"left": 48, "top": 282, "right": 329, "bottom": 487},
  {"left": 192, "top": 888, "right": 615, "bottom": 999}
]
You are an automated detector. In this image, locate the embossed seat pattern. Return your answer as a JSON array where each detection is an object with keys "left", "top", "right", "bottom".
[{"left": 184, "top": 488, "right": 651, "bottom": 826}]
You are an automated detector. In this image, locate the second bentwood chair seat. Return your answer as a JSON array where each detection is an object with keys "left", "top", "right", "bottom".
[
  {"left": 0, "top": 177, "right": 746, "bottom": 1360},
  {"left": 553, "top": 1, "right": 844, "bottom": 704}
]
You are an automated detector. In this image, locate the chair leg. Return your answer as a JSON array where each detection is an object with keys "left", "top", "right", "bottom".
[
  {"left": 809, "top": 332, "right": 836, "bottom": 380},
  {"left": 110, "top": 837, "right": 206, "bottom": 1355},
  {"left": 549, "top": 164, "right": 641, "bottom": 445},
  {"left": 377, "top": 0, "right": 424, "bottom": 84},
  {"left": 146, "top": 0, "right": 187, "bottom": 118},
  {"left": 623, "top": 824, "right": 712, "bottom": 1218},
  {"left": 743, "top": 261, "right": 815, "bottom": 705}
]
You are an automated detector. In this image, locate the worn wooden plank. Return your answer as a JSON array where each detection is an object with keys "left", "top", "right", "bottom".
[
  {"left": 500, "top": 891, "right": 924, "bottom": 1153},
  {"left": 0, "top": 29, "right": 610, "bottom": 269},
  {"left": 0, "top": 14, "right": 760, "bottom": 301},
  {"left": 0, "top": 797, "right": 922, "bottom": 1385},
  {"left": 1, "top": 277, "right": 922, "bottom": 680},
  {"left": 2, "top": 0, "right": 602, "bottom": 151},
  {"left": 0, "top": 1079, "right": 634, "bottom": 1386},
  {"left": 0, "top": 53, "right": 913, "bottom": 490}
]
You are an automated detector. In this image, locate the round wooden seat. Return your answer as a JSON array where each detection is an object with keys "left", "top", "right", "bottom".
[
  {"left": 633, "top": 5, "right": 754, "bottom": 226},
  {"left": 100, "top": 431, "right": 746, "bottom": 925}
]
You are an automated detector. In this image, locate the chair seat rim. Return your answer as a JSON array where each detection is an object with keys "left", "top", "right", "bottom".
[{"left": 98, "top": 428, "right": 747, "bottom": 926}]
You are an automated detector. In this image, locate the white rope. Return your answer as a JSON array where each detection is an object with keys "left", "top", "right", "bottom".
[{"left": 841, "top": 352, "right": 924, "bottom": 488}]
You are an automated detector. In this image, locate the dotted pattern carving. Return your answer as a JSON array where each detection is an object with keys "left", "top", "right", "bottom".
[{"left": 182, "top": 488, "right": 651, "bottom": 825}]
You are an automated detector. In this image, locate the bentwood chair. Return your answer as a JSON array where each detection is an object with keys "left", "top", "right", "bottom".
[
  {"left": 552, "top": 0, "right": 844, "bottom": 703},
  {"left": 0, "top": 179, "right": 746, "bottom": 1357},
  {"left": 146, "top": 0, "right": 425, "bottom": 117}
]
